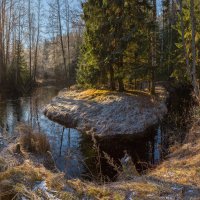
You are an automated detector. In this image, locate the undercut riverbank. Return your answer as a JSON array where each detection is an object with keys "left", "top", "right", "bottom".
[{"left": 44, "top": 87, "right": 168, "bottom": 137}]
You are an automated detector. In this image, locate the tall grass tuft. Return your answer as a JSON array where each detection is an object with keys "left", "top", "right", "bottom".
[{"left": 17, "top": 124, "right": 50, "bottom": 155}]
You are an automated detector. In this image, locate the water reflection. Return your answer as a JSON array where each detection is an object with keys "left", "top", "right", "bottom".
[
  {"left": 0, "top": 86, "right": 84, "bottom": 178},
  {"left": 0, "top": 86, "right": 164, "bottom": 180}
]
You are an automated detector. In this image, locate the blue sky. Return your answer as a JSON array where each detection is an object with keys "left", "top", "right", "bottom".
[
  {"left": 70, "top": 0, "right": 163, "bottom": 13},
  {"left": 42, "top": 0, "right": 162, "bottom": 15},
  {"left": 41, "top": 0, "right": 162, "bottom": 37},
  {"left": 157, "top": 0, "right": 162, "bottom": 15}
]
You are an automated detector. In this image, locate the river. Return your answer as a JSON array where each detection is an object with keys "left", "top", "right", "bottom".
[{"left": 0, "top": 86, "right": 166, "bottom": 180}]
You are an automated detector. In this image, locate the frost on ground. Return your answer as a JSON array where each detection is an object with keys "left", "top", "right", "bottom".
[
  {"left": 44, "top": 88, "right": 167, "bottom": 137},
  {"left": 1, "top": 122, "right": 200, "bottom": 199}
]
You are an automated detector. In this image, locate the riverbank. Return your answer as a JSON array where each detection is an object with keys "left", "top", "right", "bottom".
[
  {"left": 1, "top": 86, "right": 200, "bottom": 199},
  {"left": 1, "top": 115, "right": 200, "bottom": 199},
  {"left": 44, "top": 87, "right": 167, "bottom": 137}
]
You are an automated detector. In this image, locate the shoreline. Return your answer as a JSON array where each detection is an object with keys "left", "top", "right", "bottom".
[
  {"left": 1, "top": 86, "right": 200, "bottom": 199},
  {"left": 44, "top": 87, "right": 168, "bottom": 137},
  {"left": 1, "top": 119, "right": 200, "bottom": 199}
]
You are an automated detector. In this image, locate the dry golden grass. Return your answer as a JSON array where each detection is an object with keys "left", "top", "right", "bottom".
[
  {"left": 77, "top": 89, "right": 115, "bottom": 102},
  {"left": 71, "top": 89, "right": 158, "bottom": 110},
  {"left": 1, "top": 125, "right": 199, "bottom": 199},
  {"left": 0, "top": 157, "right": 7, "bottom": 172},
  {"left": 77, "top": 89, "right": 152, "bottom": 100},
  {"left": 76, "top": 86, "right": 165, "bottom": 99},
  {"left": 68, "top": 179, "right": 124, "bottom": 200},
  {"left": 150, "top": 125, "right": 200, "bottom": 188},
  {"left": 0, "top": 161, "right": 75, "bottom": 200},
  {"left": 115, "top": 181, "right": 159, "bottom": 194},
  {"left": 0, "top": 161, "right": 44, "bottom": 199},
  {"left": 17, "top": 124, "right": 50, "bottom": 154},
  {"left": 69, "top": 88, "right": 164, "bottom": 109},
  {"left": 0, "top": 124, "right": 78, "bottom": 199},
  {"left": 67, "top": 178, "right": 173, "bottom": 199}
]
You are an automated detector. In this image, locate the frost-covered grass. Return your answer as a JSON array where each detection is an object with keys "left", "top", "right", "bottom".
[
  {"left": 1, "top": 91, "right": 200, "bottom": 199},
  {"left": 0, "top": 160, "right": 76, "bottom": 200},
  {"left": 151, "top": 133, "right": 200, "bottom": 187},
  {"left": 44, "top": 88, "right": 167, "bottom": 137},
  {"left": 0, "top": 125, "right": 75, "bottom": 200},
  {"left": 1, "top": 118, "right": 200, "bottom": 199}
]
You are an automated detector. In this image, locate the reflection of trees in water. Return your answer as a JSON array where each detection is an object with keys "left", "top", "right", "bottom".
[
  {"left": 35, "top": 96, "right": 41, "bottom": 132},
  {"left": 0, "top": 101, "right": 6, "bottom": 128},
  {"left": 0, "top": 87, "right": 166, "bottom": 180},
  {"left": 50, "top": 126, "right": 84, "bottom": 179},
  {"left": 0, "top": 99, "right": 23, "bottom": 134},
  {"left": 0, "top": 88, "right": 85, "bottom": 179},
  {"left": 59, "top": 127, "right": 65, "bottom": 156},
  {"left": 0, "top": 87, "right": 59, "bottom": 134}
]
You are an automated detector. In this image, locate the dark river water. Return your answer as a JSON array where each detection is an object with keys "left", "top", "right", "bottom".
[{"left": 0, "top": 86, "right": 166, "bottom": 180}]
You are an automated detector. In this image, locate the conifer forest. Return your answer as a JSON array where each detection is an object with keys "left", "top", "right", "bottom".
[{"left": 1, "top": 1, "right": 200, "bottom": 199}]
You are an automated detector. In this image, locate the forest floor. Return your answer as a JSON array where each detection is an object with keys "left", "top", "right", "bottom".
[{"left": 44, "top": 87, "right": 167, "bottom": 137}]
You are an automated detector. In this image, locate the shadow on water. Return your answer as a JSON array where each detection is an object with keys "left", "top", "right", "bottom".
[
  {"left": 79, "top": 84, "right": 194, "bottom": 181},
  {"left": 79, "top": 125, "right": 164, "bottom": 181},
  {"left": 0, "top": 84, "right": 193, "bottom": 181}
]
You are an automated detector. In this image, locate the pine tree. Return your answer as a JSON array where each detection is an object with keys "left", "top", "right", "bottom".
[{"left": 78, "top": 0, "right": 152, "bottom": 91}]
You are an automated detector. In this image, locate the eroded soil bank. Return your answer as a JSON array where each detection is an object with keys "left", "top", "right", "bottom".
[
  {"left": 1, "top": 117, "right": 200, "bottom": 199},
  {"left": 1, "top": 86, "right": 200, "bottom": 199},
  {"left": 44, "top": 87, "right": 167, "bottom": 137}
]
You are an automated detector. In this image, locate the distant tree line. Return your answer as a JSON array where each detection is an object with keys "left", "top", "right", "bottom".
[
  {"left": 0, "top": 0, "right": 200, "bottom": 97},
  {"left": 0, "top": 0, "right": 83, "bottom": 94}
]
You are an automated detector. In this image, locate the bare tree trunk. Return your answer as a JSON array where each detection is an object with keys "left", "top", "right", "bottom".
[
  {"left": 151, "top": 0, "right": 157, "bottom": 95},
  {"left": 118, "top": 55, "right": 124, "bottom": 92},
  {"left": 65, "top": 0, "right": 70, "bottom": 87},
  {"left": 28, "top": 0, "right": 32, "bottom": 85},
  {"left": 57, "top": 0, "right": 68, "bottom": 87},
  {"left": 0, "top": 1, "right": 2, "bottom": 85},
  {"left": 5, "top": 0, "right": 13, "bottom": 67},
  {"left": 190, "top": 0, "right": 199, "bottom": 97},
  {"left": 16, "top": 0, "right": 22, "bottom": 87},
  {"left": 109, "top": 65, "right": 115, "bottom": 90},
  {"left": 33, "top": 0, "right": 41, "bottom": 83},
  {"left": 178, "top": 0, "right": 191, "bottom": 81},
  {"left": 0, "top": 0, "right": 6, "bottom": 86}
]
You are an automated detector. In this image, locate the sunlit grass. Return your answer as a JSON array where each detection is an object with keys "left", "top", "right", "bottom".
[
  {"left": 0, "top": 161, "right": 76, "bottom": 199},
  {"left": 78, "top": 89, "right": 114, "bottom": 100},
  {"left": 18, "top": 124, "right": 50, "bottom": 155},
  {"left": 150, "top": 133, "right": 200, "bottom": 187}
]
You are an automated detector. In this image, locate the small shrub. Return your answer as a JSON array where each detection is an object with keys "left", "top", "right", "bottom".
[
  {"left": 0, "top": 157, "right": 8, "bottom": 172},
  {"left": 18, "top": 124, "right": 50, "bottom": 155}
]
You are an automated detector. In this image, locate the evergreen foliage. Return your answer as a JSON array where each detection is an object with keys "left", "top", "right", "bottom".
[
  {"left": 77, "top": 0, "right": 200, "bottom": 96},
  {"left": 77, "top": 0, "right": 154, "bottom": 92},
  {"left": 8, "top": 41, "right": 30, "bottom": 93}
]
